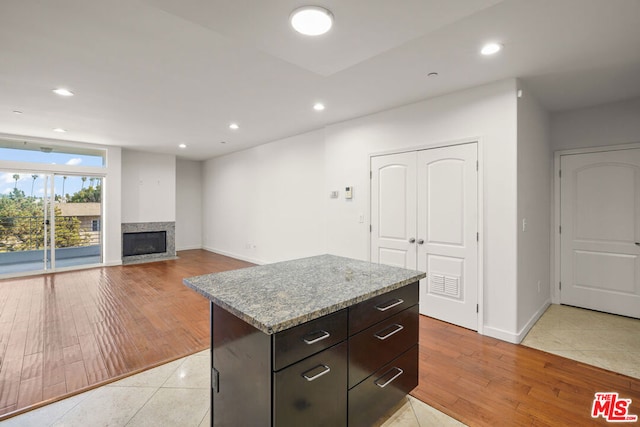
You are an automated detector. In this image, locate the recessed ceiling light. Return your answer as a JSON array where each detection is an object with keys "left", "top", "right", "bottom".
[
  {"left": 179, "top": 143, "right": 187, "bottom": 149},
  {"left": 290, "top": 6, "right": 333, "bottom": 36},
  {"left": 53, "top": 128, "right": 67, "bottom": 133},
  {"left": 481, "top": 43, "right": 502, "bottom": 56},
  {"left": 13, "top": 110, "right": 23, "bottom": 114},
  {"left": 229, "top": 123, "right": 239, "bottom": 130},
  {"left": 313, "top": 103, "right": 325, "bottom": 111},
  {"left": 53, "top": 88, "right": 74, "bottom": 97},
  {"left": 427, "top": 72, "right": 439, "bottom": 78},
  {"left": 220, "top": 141, "right": 227, "bottom": 144}
]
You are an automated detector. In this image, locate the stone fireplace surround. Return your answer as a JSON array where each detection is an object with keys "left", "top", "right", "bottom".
[{"left": 121, "top": 221, "right": 176, "bottom": 265}]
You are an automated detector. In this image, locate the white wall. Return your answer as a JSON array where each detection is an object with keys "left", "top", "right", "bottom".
[
  {"left": 324, "top": 79, "right": 519, "bottom": 341},
  {"left": 176, "top": 158, "right": 203, "bottom": 250},
  {"left": 203, "top": 129, "right": 326, "bottom": 264},
  {"left": 104, "top": 146, "right": 122, "bottom": 265},
  {"left": 550, "top": 96, "right": 640, "bottom": 306},
  {"left": 202, "top": 79, "right": 523, "bottom": 341},
  {"left": 551, "top": 97, "right": 640, "bottom": 151},
  {"left": 516, "top": 83, "right": 551, "bottom": 339},
  {"left": 121, "top": 149, "right": 176, "bottom": 223}
]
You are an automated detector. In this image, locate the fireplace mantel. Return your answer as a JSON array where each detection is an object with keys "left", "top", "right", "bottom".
[{"left": 121, "top": 222, "right": 176, "bottom": 265}]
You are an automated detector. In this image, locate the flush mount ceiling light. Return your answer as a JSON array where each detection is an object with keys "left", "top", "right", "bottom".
[
  {"left": 290, "top": 6, "right": 333, "bottom": 36},
  {"left": 229, "top": 123, "right": 239, "bottom": 130},
  {"left": 313, "top": 102, "right": 325, "bottom": 111},
  {"left": 178, "top": 143, "right": 187, "bottom": 149},
  {"left": 53, "top": 128, "right": 67, "bottom": 133},
  {"left": 53, "top": 88, "right": 74, "bottom": 97},
  {"left": 481, "top": 42, "right": 502, "bottom": 56}
]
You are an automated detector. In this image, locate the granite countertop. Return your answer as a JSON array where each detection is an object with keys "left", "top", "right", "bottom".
[{"left": 183, "top": 254, "right": 425, "bottom": 334}]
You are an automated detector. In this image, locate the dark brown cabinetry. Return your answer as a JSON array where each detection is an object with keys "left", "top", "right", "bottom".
[{"left": 211, "top": 281, "right": 419, "bottom": 426}]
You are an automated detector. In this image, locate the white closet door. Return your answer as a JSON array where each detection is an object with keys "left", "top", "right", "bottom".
[
  {"left": 371, "top": 152, "right": 417, "bottom": 269},
  {"left": 560, "top": 148, "right": 640, "bottom": 318},
  {"left": 417, "top": 143, "right": 478, "bottom": 330}
]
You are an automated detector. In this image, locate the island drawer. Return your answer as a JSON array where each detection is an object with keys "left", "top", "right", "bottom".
[
  {"left": 349, "top": 281, "right": 418, "bottom": 335},
  {"left": 348, "top": 304, "right": 418, "bottom": 388},
  {"left": 273, "top": 308, "right": 347, "bottom": 371},
  {"left": 274, "top": 341, "right": 347, "bottom": 427},
  {"left": 348, "top": 345, "right": 418, "bottom": 427}
]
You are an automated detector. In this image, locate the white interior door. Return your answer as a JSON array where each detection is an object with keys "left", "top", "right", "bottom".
[
  {"left": 371, "top": 152, "right": 417, "bottom": 269},
  {"left": 371, "top": 143, "right": 479, "bottom": 330},
  {"left": 417, "top": 144, "right": 478, "bottom": 330},
  {"left": 560, "top": 148, "right": 640, "bottom": 318}
]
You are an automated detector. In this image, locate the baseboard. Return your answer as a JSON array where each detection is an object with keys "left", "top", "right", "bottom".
[
  {"left": 202, "top": 246, "right": 267, "bottom": 265},
  {"left": 515, "top": 299, "right": 551, "bottom": 343},
  {"left": 176, "top": 245, "right": 203, "bottom": 251},
  {"left": 482, "top": 299, "right": 551, "bottom": 344},
  {"left": 482, "top": 326, "right": 521, "bottom": 344}
]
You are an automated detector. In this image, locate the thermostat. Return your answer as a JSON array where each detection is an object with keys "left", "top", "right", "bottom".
[{"left": 345, "top": 186, "right": 353, "bottom": 199}]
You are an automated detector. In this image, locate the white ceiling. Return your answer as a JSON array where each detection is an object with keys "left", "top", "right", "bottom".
[{"left": 1, "top": 0, "right": 639, "bottom": 160}]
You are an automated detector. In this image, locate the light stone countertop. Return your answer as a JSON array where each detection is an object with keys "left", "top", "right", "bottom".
[{"left": 183, "top": 254, "right": 426, "bottom": 334}]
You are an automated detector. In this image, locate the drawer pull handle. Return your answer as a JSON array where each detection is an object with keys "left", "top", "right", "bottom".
[
  {"left": 302, "top": 364, "right": 331, "bottom": 382},
  {"left": 375, "top": 367, "right": 404, "bottom": 388},
  {"left": 302, "top": 330, "right": 330, "bottom": 345},
  {"left": 375, "top": 298, "right": 404, "bottom": 312},
  {"left": 374, "top": 324, "right": 404, "bottom": 340}
]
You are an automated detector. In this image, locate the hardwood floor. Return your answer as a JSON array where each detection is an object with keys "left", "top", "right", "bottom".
[
  {"left": 0, "top": 250, "right": 252, "bottom": 420},
  {"left": 412, "top": 315, "right": 640, "bottom": 426},
  {"left": 2, "top": 250, "right": 639, "bottom": 425}
]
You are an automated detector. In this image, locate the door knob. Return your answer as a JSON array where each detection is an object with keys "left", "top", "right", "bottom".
[
  {"left": 417, "top": 239, "right": 424, "bottom": 245},
  {"left": 408, "top": 238, "right": 416, "bottom": 244}
]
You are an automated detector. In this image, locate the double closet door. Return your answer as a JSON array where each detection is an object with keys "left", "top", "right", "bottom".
[{"left": 370, "top": 143, "right": 478, "bottom": 330}]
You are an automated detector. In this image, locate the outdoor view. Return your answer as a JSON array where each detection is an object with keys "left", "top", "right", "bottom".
[{"left": 0, "top": 148, "right": 104, "bottom": 274}]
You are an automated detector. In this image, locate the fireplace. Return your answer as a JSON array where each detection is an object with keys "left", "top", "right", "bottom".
[
  {"left": 123, "top": 231, "right": 167, "bottom": 257},
  {"left": 121, "top": 221, "right": 176, "bottom": 264}
]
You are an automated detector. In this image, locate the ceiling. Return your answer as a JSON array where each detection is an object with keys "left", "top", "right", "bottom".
[{"left": 1, "top": 0, "right": 639, "bottom": 160}]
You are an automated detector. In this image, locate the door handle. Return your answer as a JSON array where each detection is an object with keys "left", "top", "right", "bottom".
[
  {"left": 374, "top": 367, "right": 404, "bottom": 388},
  {"left": 302, "top": 365, "right": 331, "bottom": 382},
  {"left": 302, "top": 330, "right": 330, "bottom": 345},
  {"left": 417, "top": 239, "right": 424, "bottom": 245},
  {"left": 408, "top": 238, "right": 415, "bottom": 243},
  {"left": 374, "top": 324, "right": 404, "bottom": 340}
]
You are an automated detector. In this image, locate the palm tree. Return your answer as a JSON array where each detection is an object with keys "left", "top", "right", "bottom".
[
  {"left": 30, "top": 174, "right": 38, "bottom": 197},
  {"left": 62, "top": 176, "right": 68, "bottom": 201},
  {"left": 81, "top": 176, "right": 87, "bottom": 189},
  {"left": 12, "top": 174, "right": 19, "bottom": 189}
]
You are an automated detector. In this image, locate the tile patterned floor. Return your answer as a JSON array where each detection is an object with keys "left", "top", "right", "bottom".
[
  {"left": 3, "top": 349, "right": 463, "bottom": 426},
  {"left": 522, "top": 304, "right": 640, "bottom": 379}
]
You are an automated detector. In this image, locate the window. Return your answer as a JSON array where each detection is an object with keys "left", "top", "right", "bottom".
[
  {"left": 92, "top": 219, "right": 101, "bottom": 232},
  {"left": 0, "top": 138, "right": 105, "bottom": 167}
]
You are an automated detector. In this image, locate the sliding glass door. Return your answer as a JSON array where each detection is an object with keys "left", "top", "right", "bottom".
[
  {"left": 0, "top": 171, "right": 102, "bottom": 275},
  {"left": 52, "top": 174, "right": 102, "bottom": 269}
]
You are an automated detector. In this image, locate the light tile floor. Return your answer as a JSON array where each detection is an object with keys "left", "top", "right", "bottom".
[
  {"left": 522, "top": 304, "right": 640, "bottom": 379},
  {"left": 4, "top": 350, "right": 464, "bottom": 426}
]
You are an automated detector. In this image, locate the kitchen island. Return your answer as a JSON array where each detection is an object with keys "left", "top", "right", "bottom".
[{"left": 184, "top": 254, "right": 425, "bottom": 426}]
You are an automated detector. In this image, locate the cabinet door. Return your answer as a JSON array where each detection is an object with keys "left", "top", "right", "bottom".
[{"left": 274, "top": 342, "right": 347, "bottom": 427}]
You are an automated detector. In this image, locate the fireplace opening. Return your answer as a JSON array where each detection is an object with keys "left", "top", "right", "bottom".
[{"left": 123, "top": 231, "right": 167, "bottom": 257}]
